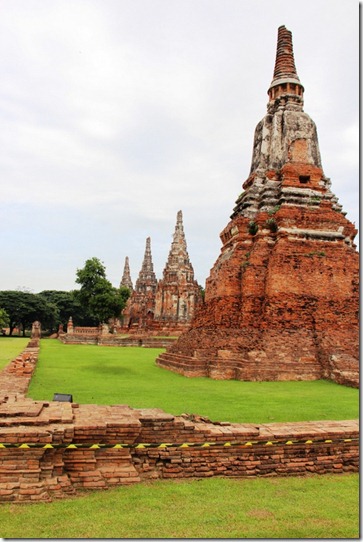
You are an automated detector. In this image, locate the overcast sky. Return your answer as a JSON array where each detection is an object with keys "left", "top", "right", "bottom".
[{"left": 0, "top": 0, "right": 359, "bottom": 293}]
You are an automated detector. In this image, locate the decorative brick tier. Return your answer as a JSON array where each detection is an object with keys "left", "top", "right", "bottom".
[{"left": 0, "top": 342, "right": 359, "bottom": 502}]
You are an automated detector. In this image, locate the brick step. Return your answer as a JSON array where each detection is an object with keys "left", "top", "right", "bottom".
[
  {"left": 157, "top": 352, "right": 200, "bottom": 363},
  {"left": 158, "top": 352, "right": 322, "bottom": 369},
  {"left": 157, "top": 351, "right": 322, "bottom": 381}
]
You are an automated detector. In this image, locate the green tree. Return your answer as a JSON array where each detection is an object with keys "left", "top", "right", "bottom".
[
  {"left": 0, "top": 307, "right": 9, "bottom": 330},
  {"left": 75, "top": 257, "right": 130, "bottom": 324},
  {"left": 38, "top": 290, "right": 95, "bottom": 328},
  {"left": 0, "top": 291, "right": 59, "bottom": 336}
]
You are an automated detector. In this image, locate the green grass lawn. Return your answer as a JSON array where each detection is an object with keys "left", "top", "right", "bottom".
[
  {"left": 27, "top": 340, "right": 359, "bottom": 423},
  {"left": 2, "top": 339, "right": 360, "bottom": 538},
  {"left": 0, "top": 474, "right": 359, "bottom": 538},
  {"left": 0, "top": 337, "right": 29, "bottom": 370}
]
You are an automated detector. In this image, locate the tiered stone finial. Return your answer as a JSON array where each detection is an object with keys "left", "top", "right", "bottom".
[
  {"left": 154, "top": 211, "right": 200, "bottom": 326},
  {"left": 268, "top": 25, "right": 304, "bottom": 107},
  {"left": 273, "top": 25, "right": 298, "bottom": 77},
  {"left": 231, "top": 24, "right": 340, "bottom": 221},
  {"left": 157, "top": 26, "right": 359, "bottom": 386},
  {"left": 120, "top": 256, "right": 133, "bottom": 291}
]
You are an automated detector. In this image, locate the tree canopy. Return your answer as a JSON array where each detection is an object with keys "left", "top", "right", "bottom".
[
  {"left": 0, "top": 291, "right": 58, "bottom": 336},
  {"left": 0, "top": 307, "right": 9, "bottom": 330},
  {"left": 75, "top": 257, "right": 130, "bottom": 324},
  {"left": 38, "top": 290, "right": 95, "bottom": 328},
  {"left": 0, "top": 258, "right": 130, "bottom": 334}
]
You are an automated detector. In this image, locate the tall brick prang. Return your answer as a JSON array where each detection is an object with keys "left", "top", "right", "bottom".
[
  {"left": 124, "top": 237, "right": 158, "bottom": 329},
  {"left": 121, "top": 213, "right": 201, "bottom": 334},
  {"left": 154, "top": 210, "right": 201, "bottom": 330},
  {"left": 157, "top": 26, "right": 359, "bottom": 386}
]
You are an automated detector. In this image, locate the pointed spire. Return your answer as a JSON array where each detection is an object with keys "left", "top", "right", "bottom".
[
  {"left": 120, "top": 256, "right": 133, "bottom": 291},
  {"left": 154, "top": 210, "right": 200, "bottom": 324},
  {"left": 272, "top": 25, "right": 299, "bottom": 81},
  {"left": 165, "top": 210, "right": 193, "bottom": 274},
  {"left": 135, "top": 237, "right": 157, "bottom": 293},
  {"left": 176, "top": 210, "right": 184, "bottom": 233},
  {"left": 141, "top": 237, "right": 154, "bottom": 275},
  {"left": 268, "top": 25, "right": 304, "bottom": 105},
  {"left": 231, "top": 25, "right": 323, "bottom": 221},
  {"left": 168, "top": 211, "right": 187, "bottom": 261}
]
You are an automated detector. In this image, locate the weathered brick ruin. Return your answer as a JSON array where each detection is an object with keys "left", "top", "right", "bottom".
[
  {"left": 121, "top": 236, "right": 158, "bottom": 331},
  {"left": 0, "top": 342, "right": 358, "bottom": 502},
  {"left": 153, "top": 210, "right": 201, "bottom": 332},
  {"left": 157, "top": 26, "right": 359, "bottom": 387},
  {"left": 121, "top": 211, "right": 201, "bottom": 334}
]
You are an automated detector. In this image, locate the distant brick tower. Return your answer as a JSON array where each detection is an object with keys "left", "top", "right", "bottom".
[
  {"left": 157, "top": 26, "right": 359, "bottom": 386},
  {"left": 120, "top": 256, "right": 133, "bottom": 291},
  {"left": 154, "top": 210, "right": 201, "bottom": 331},
  {"left": 125, "top": 237, "right": 157, "bottom": 329},
  {"left": 118, "top": 256, "right": 133, "bottom": 328}
]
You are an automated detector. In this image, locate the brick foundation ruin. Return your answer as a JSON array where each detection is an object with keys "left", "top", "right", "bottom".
[
  {"left": 156, "top": 26, "right": 359, "bottom": 386},
  {"left": 0, "top": 341, "right": 358, "bottom": 502}
]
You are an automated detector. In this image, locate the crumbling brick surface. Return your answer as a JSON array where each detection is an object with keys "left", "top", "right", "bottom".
[{"left": 157, "top": 210, "right": 359, "bottom": 386}]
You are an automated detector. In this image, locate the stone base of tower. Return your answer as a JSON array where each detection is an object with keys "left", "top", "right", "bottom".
[
  {"left": 155, "top": 233, "right": 360, "bottom": 385},
  {"left": 156, "top": 327, "right": 321, "bottom": 381},
  {"left": 156, "top": 203, "right": 359, "bottom": 388},
  {"left": 156, "top": 325, "right": 359, "bottom": 387}
]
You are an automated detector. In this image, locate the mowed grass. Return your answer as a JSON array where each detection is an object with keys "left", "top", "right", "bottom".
[
  {"left": 0, "top": 474, "right": 359, "bottom": 538},
  {"left": 0, "top": 337, "right": 29, "bottom": 370},
  {"left": 28, "top": 340, "right": 359, "bottom": 423},
  {"left": 2, "top": 339, "right": 360, "bottom": 538}
]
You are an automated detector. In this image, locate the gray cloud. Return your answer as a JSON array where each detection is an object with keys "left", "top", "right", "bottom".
[{"left": 0, "top": 0, "right": 358, "bottom": 292}]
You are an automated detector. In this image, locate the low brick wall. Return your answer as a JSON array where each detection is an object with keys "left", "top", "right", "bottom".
[
  {"left": 0, "top": 341, "right": 359, "bottom": 502},
  {"left": 59, "top": 334, "right": 176, "bottom": 348},
  {"left": 134, "top": 437, "right": 358, "bottom": 480}
]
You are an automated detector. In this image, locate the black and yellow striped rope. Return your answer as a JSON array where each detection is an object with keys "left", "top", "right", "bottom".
[{"left": 0, "top": 437, "right": 358, "bottom": 450}]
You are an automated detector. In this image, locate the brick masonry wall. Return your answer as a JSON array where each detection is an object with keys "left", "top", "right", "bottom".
[
  {"left": 0, "top": 343, "right": 359, "bottom": 502},
  {"left": 59, "top": 334, "right": 177, "bottom": 348}
]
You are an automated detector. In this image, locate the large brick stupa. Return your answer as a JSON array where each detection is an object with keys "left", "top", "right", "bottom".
[{"left": 157, "top": 26, "right": 359, "bottom": 386}]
